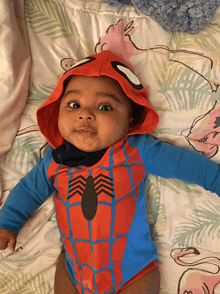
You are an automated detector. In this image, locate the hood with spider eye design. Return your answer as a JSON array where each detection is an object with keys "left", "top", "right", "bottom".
[{"left": 37, "top": 50, "right": 159, "bottom": 149}]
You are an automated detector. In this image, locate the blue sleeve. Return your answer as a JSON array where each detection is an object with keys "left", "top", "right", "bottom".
[
  {"left": 140, "top": 135, "right": 220, "bottom": 196},
  {"left": 0, "top": 146, "right": 56, "bottom": 235}
]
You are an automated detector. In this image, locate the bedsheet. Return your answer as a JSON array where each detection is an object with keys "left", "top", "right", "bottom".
[{"left": 0, "top": 0, "right": 220, "bottom": 293}]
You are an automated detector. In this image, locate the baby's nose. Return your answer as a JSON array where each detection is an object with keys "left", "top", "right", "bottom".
[{"left": 78, "top": 109, "right": 95, "bottom": 120}]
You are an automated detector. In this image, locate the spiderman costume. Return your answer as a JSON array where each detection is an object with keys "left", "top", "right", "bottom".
[{"left": 1, "top": 51, "right": 220, "bottom": 293}]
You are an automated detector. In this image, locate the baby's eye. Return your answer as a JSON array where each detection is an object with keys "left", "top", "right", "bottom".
[
  {"left": 69, "top": 102, "right": 80, "bottom": 109},
  {"left": 99, "top": 105, "right": 112, "bottom": 111}
]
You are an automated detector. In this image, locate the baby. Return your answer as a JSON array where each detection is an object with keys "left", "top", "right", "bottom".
[{"left": 0, "top": 50, "right": 220, "bottom": 294}]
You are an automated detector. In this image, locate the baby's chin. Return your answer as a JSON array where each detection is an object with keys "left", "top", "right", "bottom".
[
  {"left": 79, "top": 146, "right": 106, "bottom": 153},
  {"left": 66, "top": 141, "right": 108, "bottom": 153},
  {"left": 64, "top": 131, "right": 129, "bottom": 153}
]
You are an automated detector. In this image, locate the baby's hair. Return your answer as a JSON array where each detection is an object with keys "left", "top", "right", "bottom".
[
  {"left": 61, "top": 75, "right": 146, "bottom": 126},
  {"left": 130, "top": 100, "right": 146, "bottom": 126},
  {"left": 62, "top": 75, "right": 73, "bottom": 97}
]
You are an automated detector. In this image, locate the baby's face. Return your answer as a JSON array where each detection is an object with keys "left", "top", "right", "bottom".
[{"left": 58, "top": 75, "right": 133, "bottom": 152}]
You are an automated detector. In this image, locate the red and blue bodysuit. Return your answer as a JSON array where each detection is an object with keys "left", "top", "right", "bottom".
[{"left": 1, "top": 51, "right": 220, "bottom": 293}]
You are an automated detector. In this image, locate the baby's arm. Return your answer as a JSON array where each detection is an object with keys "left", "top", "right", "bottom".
[
  {"left": 144, "top": 135, "right": 220, "bottom": 196},
  {"left": 0, "top": 146, "right": 55, "bottom": 249}
]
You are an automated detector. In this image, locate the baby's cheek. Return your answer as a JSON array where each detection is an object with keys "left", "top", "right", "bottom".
[
  {"left": 112, "top": 125, "right": 122, "bottom": 137},
  {"left": 107, "top": 124, "right": 128, "bottom": 145},
  {"left": 58, "top": 116, "right": 72, "bottom": 134}
]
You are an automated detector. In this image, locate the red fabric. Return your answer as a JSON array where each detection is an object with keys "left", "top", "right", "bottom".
[{"left": 116, "top": 260, "right": 159, "bottom": 293}]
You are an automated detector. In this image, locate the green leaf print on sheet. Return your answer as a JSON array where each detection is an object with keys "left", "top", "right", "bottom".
[
  {"left": 157, "top": 178, "right": 202, "bottom": 196},
  {"left": 4, "top": 135, "right": 46, "bottom": 174},
  {"left": 146, "top": 179, "right": 167, "bottom": 241},
  {"left": 0, "top": 270, "right": 52, "bottom": 294},
  {"left": 24, "top": 0, "right": 74, "bottom": 39},
  {"left": 169, "top": 11, "right": 220, "bottom": 62},
  {"left": 146, "top": 177, "right": 204, "bottom": 243},
  {"left": 24, "top": 0, "right": 94, "bottom": 56},
  {"left": 158, "top": 69, "right": 218, "bottom": 111},
  {"left": 151, "top": 10, "right": 220, "bottom": 111},
  {"left": 27, "top": 83, "right": 55, "bottom": 107},
  {"left": 172, "top": 201, "right": 220, "bottom": 247}
]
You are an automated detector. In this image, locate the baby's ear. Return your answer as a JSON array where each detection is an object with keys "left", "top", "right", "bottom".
[
  {"left": 129, "top": 117, "right": 134, "bottom": 123},
  {"left": 129, "top": 117, "right": 135, "bottom": 130}
]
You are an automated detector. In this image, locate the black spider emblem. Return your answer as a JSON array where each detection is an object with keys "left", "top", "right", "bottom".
[{"left": 68, "top": 174, "right": 114, "bottom": 221}]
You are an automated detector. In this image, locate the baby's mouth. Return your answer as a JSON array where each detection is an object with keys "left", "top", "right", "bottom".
[{"left": 75, "top": 127, "right": 96, "bottom": 135}]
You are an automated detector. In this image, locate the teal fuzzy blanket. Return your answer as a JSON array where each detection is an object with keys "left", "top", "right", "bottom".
[{"left": 103, "top": 0, "right": 220, "bottom": 33}]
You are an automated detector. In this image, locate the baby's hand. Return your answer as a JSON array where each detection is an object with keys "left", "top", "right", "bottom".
[{"left": 0, "top": 228, "right": 17, "bottom": 252}]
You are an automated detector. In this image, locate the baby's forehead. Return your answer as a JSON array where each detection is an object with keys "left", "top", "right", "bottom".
[
  {"left": 62, "top": 75, "right": 131, "bottom": 102},
  {"left": 64, "top": 75, "right": 122, "bottom": 89}
]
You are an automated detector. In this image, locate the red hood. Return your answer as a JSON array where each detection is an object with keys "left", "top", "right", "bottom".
[{"left": 37, "top": 50, "right": 159, "bottom": 149}]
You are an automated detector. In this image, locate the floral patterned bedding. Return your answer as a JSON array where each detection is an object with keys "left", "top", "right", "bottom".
[{"left": 0, "top": 0, "right": 220, "bottom": 293}]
